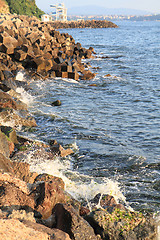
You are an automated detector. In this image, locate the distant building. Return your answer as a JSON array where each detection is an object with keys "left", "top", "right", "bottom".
[
  {"left": 50, "top": 3, "right": 67, "bottom": 21},
  {"left": 41, "top": 14, "right": 52, "bottom": 22}
]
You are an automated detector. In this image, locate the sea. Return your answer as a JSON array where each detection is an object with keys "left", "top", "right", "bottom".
[{"left": 16, "top": 21, "right": 160, "bottom": 215}]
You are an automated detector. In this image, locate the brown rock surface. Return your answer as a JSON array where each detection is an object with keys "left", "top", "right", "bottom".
[
  {"left": 0, "top": 130, "right": 10, "bottom": 157},
  {"left": 0, "top": 219, "right": 52, "bottom": 240},
  {"left": 0, "top": 153, "right": 14, "bottom": 173},
  {"left": 50, "top": 141, "right": 73, "bottom": 157},
  {"left": 52, "top": 203, "right": 98, "bottom": 240},
  {"left": 12, "top": 161, "right": 38, "bottom": 184},
  {"left": 0, "top": 171, "right": 34, "bottom": 209},
  {"left": 34, "top": 173, "right": 65, "bottom": 190},
  {"left": 31, "top": 181, "right": 66, "bottom": 219}
]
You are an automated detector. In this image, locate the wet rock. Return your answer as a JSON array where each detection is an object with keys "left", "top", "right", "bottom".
[
  {"left": 52, "top": 203, "right": 98, "bottom": 240},
  {"left": 50, "top": 141, "right": 73, "bottom": 157},
  {"left": 0, "top": 90, "right": 18, "bottom": 109},
  {"left": 89, "top": 193, "right": 125, "bottom": 212},
  {"left": 51, "top": 100, "right": 62, "bottom": 106},
  {"left": 0, "top": 108, "right": 37, "bottom": 127},
  {"left": 34, "top": 173, "right": 65, "bottom": 190},
  {"left": 68, "top": 71, "right": 79, "bottom": 81},
  {"left": 81, "top": 70, "right": 96, "bottom": 80},
  {"left": 79, "top": 206, "right": 90, "bottom": 216},
  {"left": 30, "top": 180, "right": 66, "bottom": 219},
  {"left": 0, "top": 70, "right": 17, "bottom": 90},
  {"left": 85, "top": 208, "right": 157, "bottom": 240},
  {"left": 104, "top": 74, "right": 111, "bottom": 77},
  {"left": 88, "top": 84, "right": 97, "bottom": 87}
]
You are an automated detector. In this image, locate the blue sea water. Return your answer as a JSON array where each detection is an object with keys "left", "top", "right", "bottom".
[{"left": 24, "top": 21, "right": 160, "bottom": 213}]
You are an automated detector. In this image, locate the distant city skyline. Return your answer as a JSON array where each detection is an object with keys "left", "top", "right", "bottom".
[{"left": 36, "top": 0, "right": 160, "bottom": 14}]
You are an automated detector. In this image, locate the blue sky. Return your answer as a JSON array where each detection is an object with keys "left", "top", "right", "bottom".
[{"left": 36, "top": 0, "right": 160, "bottom": 13}]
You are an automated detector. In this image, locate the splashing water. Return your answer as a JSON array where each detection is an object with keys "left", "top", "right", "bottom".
[
  {"left": 16, "top": 87, "right": 34, "bottom": 106},
  {"left": 27, "top": 147, "right": 127, "bottom": 208},
  {"left": 15, "top": 71, "right": 26, "bottom": 81}
]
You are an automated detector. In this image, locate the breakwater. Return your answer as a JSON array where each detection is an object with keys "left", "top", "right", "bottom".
[{"left": 45, "top": 19, "right": 118, "bottom": 29}]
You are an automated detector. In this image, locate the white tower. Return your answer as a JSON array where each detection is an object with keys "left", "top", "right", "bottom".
[{"left": 50, "top": 3, "right": 67, "bottom": 21}]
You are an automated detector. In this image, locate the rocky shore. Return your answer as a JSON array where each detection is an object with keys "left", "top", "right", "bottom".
[{"left": 0, "top": 14, "right": 158, "bottom": 239}]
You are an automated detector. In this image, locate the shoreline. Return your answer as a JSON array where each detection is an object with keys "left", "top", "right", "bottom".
[{"left": 0, "top": 14, "right": 158, "bottom": 239}]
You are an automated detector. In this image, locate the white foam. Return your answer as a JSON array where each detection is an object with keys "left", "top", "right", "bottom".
[
  {"left": 28, "top": 151, "right": 127, "bottom": 208},
  {"left": 61, "top": 78, "right": 80, "bottom": 84},
  {"left": 0, "top": 116, "right": 16, "bottom": 128},
  {"left": 16, "top": 87, "right": 34, "bottom": 106},
  {"left": 15, "top": 71, "right": 26, "bottom": 81}
]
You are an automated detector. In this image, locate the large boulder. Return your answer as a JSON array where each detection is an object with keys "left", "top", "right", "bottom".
[
  {"left": 0, "top": 171, "right": 34, "bottom": 209},
  {"left": 0, "top": 218, "right": 71, "bottom": 240},
  {"left": 30, "top": 180, "right": 67, "bottom": 219},
  {"left": 52, "top": 203, "right": 98, "bottom": 240},
  {"left": 85, "top": 208, "right": 157, "bottom": 240}
]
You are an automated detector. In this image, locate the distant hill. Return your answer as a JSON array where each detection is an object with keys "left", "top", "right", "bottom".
[{"left": 68, "top": 5, "right": 151, "bottom": 16}]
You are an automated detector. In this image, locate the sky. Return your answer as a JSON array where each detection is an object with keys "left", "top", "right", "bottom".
[{"left": 36, "top": 0, "right": 160, "bottom": 14}]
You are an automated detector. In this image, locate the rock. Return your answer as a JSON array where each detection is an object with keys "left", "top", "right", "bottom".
[
  {"left": 0, "top": 90, "right": 18, "bottom": 109},
  {"left": 7, "top": 209, "right": 36, "bottom": 222},
  {"left": 0, "top": 153, "right": 14, "bottom": 174},
  {"left": 0, "top": 126, "right": 18, "bottom": 144},
  {"left": 52, "top": 203, "right": 98, "bottom": 240},
  {"left": 88, "top": 84, "right": 97, "bottom": 87},
  {"left": 48, "top": 20, "right": 118, "bottom": 29},
  {"left": 34, "top": 173, "right": 65, "bottom": 190},
  {"left": 81, "top": 70, "right": 96, "bottom": 80},
  {"left": 79, "top": 206, "right": 90, "bottom": 216},
  {"left": 68, "top": 71, "right": 79, "bottom": 81},
  {"left": 12, "top": 161, "right": 38, "bottom": 184},
  {"left": 104, "top": 74, "right": 111, "bottom": 77},
  {"left": 0, "top": 130, "right": 10, "bottom": 157},
  {"left": 89, "top": 193, "right": 125, "bottom": 212},
  {"left": 14, "top": 50, "right": 27, "bottom": 61},
  {"left": 50, "top": 141, "right": 73, "bottom": 157},
  {"left": 85, "top": 208, "right": 157, "bottom": 240},
  {"left": 0, "top": 171, "right": 35, "bottom": 211},
  {"left": 0, "top": 42, "right": 15, "bottom": 54},
  {"left": 30, "top": 180, "right": 66, "bottom": 219},
  {"left": 51, "top": 100, "right": 61, "bottom": 106},
  {"left": 0, "top": 219, "right": 53, "bottom": 240},
  {"left": 0, "top": 108, "right": 37, "bottom": 127},
  {"left": 0, "top": 15, "right": 99, "bottom": 81},
  {"left": 0, "top": 70, "right": 17, "bottom": 90},
  {"left": 22, "top": 220, "right": 71, "bottom": 240}
]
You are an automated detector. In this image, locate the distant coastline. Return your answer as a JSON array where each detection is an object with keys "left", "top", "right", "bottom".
[{"left": 67, "top": 14, "right": 160, "bottom": 22}]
